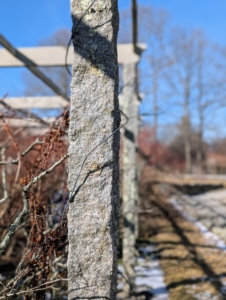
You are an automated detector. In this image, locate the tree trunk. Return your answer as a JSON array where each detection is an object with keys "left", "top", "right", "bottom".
[
  {"left": 152, "top": 69, "right": 158, "bottom": 143},
  {"left": 68, "top": 1, "right": 120, "bottom": 299},
  {"left": 122, "top": 63, "right": 138, "bottom": 295},
  {"left": 184, "top": 114, "right": 192, "bottom": 174},
  {"left": 196, "top": 114, "right": 204, "bottom": 171},
  {"left": 197, "top": 61, "right": 204, "bottom": 172},
  {"left": 184, "top": 85, "right": 192, "bottom": 174}
]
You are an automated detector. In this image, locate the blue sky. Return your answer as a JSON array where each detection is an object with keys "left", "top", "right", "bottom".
[
  {"left": 148, "top": 0, "right": 226, "bottom": 45},
  {"left": 1, "top": 0, "right": 226, "bottom": 47},
  {"left": 1, "top": 0, "right": 226, "bottom": 101}
]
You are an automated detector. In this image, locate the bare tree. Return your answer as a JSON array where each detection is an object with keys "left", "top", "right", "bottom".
[
  {"left": 119, "top": 5, "right": 171, "bottom": 141},
  {"left": 141, "top": 7, "right": 171, "bottom": 142},
  {"left": 166, "top": 30, "right": 226, "bottom": 172},
  {"left": 68, "top": 1, "right": 120, "bottom": 299},
  {"left": 195, "top": 34, "right": 226, "bottom": 171},
  {"left": 119, "top": 5, "right": 226, "bottom": 174},
  {"left": 164, "top": 29, "right": 201, "bottom": 173}
]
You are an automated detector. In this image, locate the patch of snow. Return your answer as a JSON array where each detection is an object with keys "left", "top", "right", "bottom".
[
  {"left": 136, "top": 256, "right": 168, "bottom": 299},
  {"left": 170, "top": 197, "right": 226, "bottom": 251},
  {"left": 118, "top": 245, "right": 169, "bottom": 299}
]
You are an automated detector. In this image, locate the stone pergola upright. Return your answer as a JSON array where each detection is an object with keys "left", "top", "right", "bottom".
[{"left": 119, "top": 44, "right": 146, "bottom": 294}]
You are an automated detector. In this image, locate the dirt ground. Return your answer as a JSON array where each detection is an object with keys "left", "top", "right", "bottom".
[{"left": 139, "top": 184, "right": 226, "bottom": 300}]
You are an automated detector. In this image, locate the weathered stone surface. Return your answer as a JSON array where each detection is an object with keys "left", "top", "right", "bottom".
[
  {"left": 68, "top": 1, "right": 120, "bottom": 299},
  {"left": 121, "top": 63, "right": 138, "bottom": 293}
]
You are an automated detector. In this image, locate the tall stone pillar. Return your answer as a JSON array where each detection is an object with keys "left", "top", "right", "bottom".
[
  {"left": 68, "top": 1, "right": 120, "bottom": 299},
  {"left": 122, "top": 63, "right": 138, "bottom": 294}
]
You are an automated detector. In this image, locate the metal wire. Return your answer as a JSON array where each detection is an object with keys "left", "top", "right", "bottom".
[
  {"left": 61, "top": 109, "right": 128, "bottom": 225},
  {"left": 62, "top": 0, "right": 130, "bottom": 227},
  {"left": 65, "top": 0, "right": 98, "bottom": 76}
]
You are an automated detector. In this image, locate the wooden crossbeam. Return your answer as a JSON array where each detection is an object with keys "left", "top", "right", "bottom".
[
  {"left": 0, "top": 117, "right": 55, "bottom": 128},
  {"left": 0, "top": 96, "right": 68, "bottom": 109},
  {"left": 0, "top": 44, "right": 146, "bottom": 67}
]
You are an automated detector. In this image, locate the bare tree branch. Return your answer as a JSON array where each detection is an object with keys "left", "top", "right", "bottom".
[
  {"left": 0, "top": 197, "right": 29, "bottom": 255},
  {"left": 0, "top": 98, "right": 48, "bottom": 126},
  {"left": 24, "top": 153, "right": 68, "bottom": 191},
  {"left": 0, "top": 150, "right": 68, "bottom": 257},
  {"left": 0, "top": 147, "right": 8, "bottom": 203},
  {"left": 0, "top": 278, "right": 69, "bottom": 299},
  {"left": 0, "top": 139, "right": 44, "bottom": 165}
]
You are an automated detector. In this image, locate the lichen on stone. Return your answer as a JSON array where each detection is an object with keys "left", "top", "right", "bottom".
[{"left": 98, "top": 0, "right": 106, "bottom": 11}]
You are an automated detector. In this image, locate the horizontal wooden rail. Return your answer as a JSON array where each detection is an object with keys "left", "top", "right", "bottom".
[
  {"left": 0, "top": 44, "right": 146, "bottom": 67},
  {"left": 0, "top": 96, "right": 68, "bottom": 109}
]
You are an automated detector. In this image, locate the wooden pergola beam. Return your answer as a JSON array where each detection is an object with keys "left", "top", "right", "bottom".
[
  {"left": 0, "top": 44, "right": 146, "bottom": 67},
  {"left": 132, "top": 0, "right": 138, "bottom": 53},
  {"left": 0, "top": 96, "right": 68, "bottom": 109},
  {"left": 0, "top": 117, "right": 55, "bottom": 128}
]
